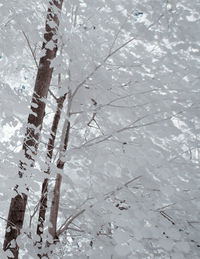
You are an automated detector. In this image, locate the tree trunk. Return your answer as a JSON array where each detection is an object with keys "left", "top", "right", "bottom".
[
  {"left": 36, "top": 94, "right": 66, "bottom": 245},
  {"left": 3, "top": 1, "right": 64, "bottom": 258},
  {"left": 48, "top": 121, "right": 70, "bottom": 242}
]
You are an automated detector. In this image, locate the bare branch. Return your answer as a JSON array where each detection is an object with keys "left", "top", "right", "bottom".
[
  {"left": 124, "top": 176, "right": 143, "bottom": 187},
  {"left": 70, "top": 109, "right": 187, "bottom": 151},
  {"left": 74, "top": 114, "right": 149, "bottom": 149},
  {"left": 29, "top": 201, "right": 40, "bottom": 228},
  {"left": 71, "top": 11, "right": 168, "bottom": 100},
  {"left": 87, "top": 112, "right": 104, "bottom": 135},
  {"left": 87, "top": 112, "right": 97, "bottom": 127},
  {"left": 70, "top": 88, "right": 159, "bottom": 116},
  {"left": 72, "top": 36, "right": 135, "bottom": 99},
  {"left": 156, "top": 203, "right": 176, "bottom": 211},
  {"left": 22, "top": 31, "right": 39, "bottom": 68},
  {"left": 168, "top": 147, "right": 199, "bottom": 162},
  {"left": 159, "top": 211, "right": 175, "bottom": 225},
  {"left": 48, "top": 89, "right": 58, "bottom": 101},
  {"left": 56, "top": 176, "right": 141, "bottom": 238},
  {"left": 57, "top": 209, "right": 85, "bottom": 236},
  {"left": 67, "top": 227, "right": 84, "bottom": 233},
  {"left": 104, "top": 175, "right": 142, "bottom": 199},
  {"left": 108, "top": 11, "right": 133, "bottom": 53},
  {"left": 0, "top": 216, "right": 18, "bottom": 228}
]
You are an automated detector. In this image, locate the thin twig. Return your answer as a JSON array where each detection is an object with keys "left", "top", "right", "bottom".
[
  {"left": 156, "top": 203, "right": 176, "bottom": 211},
  {"left": 22, "top": 30, "right": 58, "bottom": 101},
  {"left": 72, "top": 36, "right": 135, "bottom": 99},
  {"left": 104, "top": 175, "right": 142, "bottom": 199},
  {"left": 57, "top": 209, "right": 85, "bottom": 236},
  {"left": 67, "top": 227, "right": 84, "bottom": 233},
  {"left": 159, "top": 211, "right": 175, "bottom": 225},
  {"left": 71, "top": 110, "right": 185, "bottom": 150},
  {"left": 124, "top": 176, "right": 143, "bottom": 187},
  {"left": 22, "top": 30, "right": 39, "bottom": 68},
  {"left": 49, "top": 89, "right": 58, "bottom": 101},
  {"left": 29, "top": 201, "right": 40, "bottom": 228},
  {"left": 56, "top": 176, "right": 142, "bottom": 237}
]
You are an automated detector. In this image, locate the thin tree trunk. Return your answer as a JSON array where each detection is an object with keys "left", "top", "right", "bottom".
[
  {"left": 47, "top": 92, "right": 72, "bottom": 244},
  {"left": 3, "top": 1, "right": 64, "bottom": 258},
  {"left": 48, "top": 121, "right": 70, "bottom": 241},
  {"left": 36, "top": 94, "right": 66, "bottom": 244}
]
